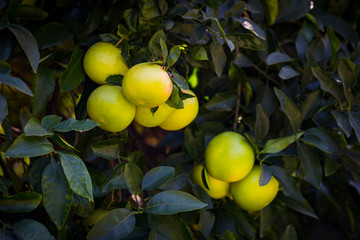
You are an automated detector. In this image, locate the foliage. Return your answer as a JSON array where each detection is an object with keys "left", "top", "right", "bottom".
[{"left": 0, "top": 0, "right": 360, "bottom": 239}]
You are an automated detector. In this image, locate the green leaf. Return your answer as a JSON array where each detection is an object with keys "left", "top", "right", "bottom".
[
  {"left": 255, "top": 104, "right": 270, "bottom": 141},
  {"left": 210, "top": 38, "right": 226, "bottom": 77},
  {"left": 262, "top": 0, "right": 279, "bottom": 25},
  {"left": 312, "top": 67, "right": 344, "bottom": 102},
  {"left": 159, "top": 38, "right": 168, "bottom": 64},
  {"left": 300, "top": 90, "right": 321, "bottom": 121},
  {"left": 148, "top": 214, "right": 192, "bottom": 239},
  {"left": 0, "top": 31, "right": 13, "bottom": 61},
  {"left": 29, "top": 156, "right": 50, "bottom": 194},
  {"left": 72, "top": 193, "right": 94, "bottom": 217},
  {"left": 228, "top": 34, "right": 264, "bottom": 50},
  {"left": 338, "top": 58, "right": 356, "bottom": 106},
  {"left": 0, "top": 94, "right": 7, "bottom": 124},
  {"left": 34, "top": 22, "right": 73, "bottom": 49},
  {"left": 300, "top": 128, "right": 341, "bottom": 153},
  {"left": 31, "top": 65, "right": 55, "bottom": 116},
  {"left": 0, "top": 192, "right": 42, "bottom": 213},
  {"left": 327, "top": 26, "right": 341, "bottom": 69},
  {"left": 259, "top": 165, "right": 273, "bottom": 186},
  {"left": 7, "top": 24, "right": 39, "bottom": 73},
  {"left": 58, "top": 46, "right": 85, "bottom": 91},
  {"left": 171, "top": 72, "right": 189, "bottom": 91},
  {"left": 148, "top": 30, "right": 166, "bottom": 59},
  {"left": 0, "top": 74, "right": 33, "bottom": 96},
  {"left": 260, "top": 204, "right": 277, "bottom": 238},
  {"left": 297, "top": 142, "right": 322, "bottom": 188},
  {"left": 5, "top": 0, "right": 22, "bottom": 16},
  {"left": 41, "top": 115, "right": 62, "bottom": 131},
  {"left": 12, "top": 219, "right": 55, "bottom": 240},
  {"left": 349, "top": 112, "right": 360, "bottom": 143},
  {"left": 167, "top": 45, "right": 181, "bottom": 67},
  {"left": 87, "top": 208, "right": 136, "bottom": 240},
  {"left": 146, "top": 190, "right": 207, "bottom": 215},
  {"left": 0, "top": 60, "right": 11, "bottom": 74},
  {"left": 235, "top": 17, "right": 265, "bottom": 40},
  {"left": 126, "top": 151, "right": 145, "bottom": 168},
  {"left": 191, "top": 46, "right": 208, "bottom": 61},
  {"left": 261, "top": 132, "right": 304, "bottom": 154},
  {"left": 58, "top": 152, "right": 93, "bottom": 202},
  {"left": 165, "top": 85, "right": 183, "bottom": 109},
  {"left": 13, "top": 5, "right": 48, "bottom": 21},
  {"left": 124, "top": 163, "right": 143, "bottom": 194},
  {"left": 5, "top": 134, "right": 53, "bottom": 157},
  {"left": 184, "top": 122, "right": 205, "bottom": 160},
  {"left": 279, "top": 65, "right": 299, "bottom": 80},
  {"left": 274, "top": 87, "right": 302, "bottom": 132},
  {"left": 141, "top": 166, "right": 175, "bottom": 191},
  {"left": 105, "top": 74, "right": 123, "bottom": 86},
  {"left": 140, "top": 0, "right": 160, "bottom": 19},
  {"left": 54, "top": 118, "right": 98, "bottom": 132},
  {"left": 124, "top": 8, "right": 138, "bottom": 31},
  {"left": 91, "top": 138, "right": 122, "bottom": 160},
  {"left": 280, "top": 224, "right": 297, "bottom": 240},
  {"left": 42, "top": 160, "right": 72, "bottom": 229},
  {"left": 279, "top": 193, "right": 316, "bottom": 219},
  {"left": 102, "top": 163, "right": 127, "bottom": 192},
  {"left": 331, "top": 110, "right": 352, "bottom": 137},
  {"left": 265, "top": 165, "right": 303, "bottom": 201},
  {"left": 204, "top": 91, "right": 237, "bottom": 111},
  {"left": 267, "top": 52, "right": 293, "bottom": 65},
  {"left": 24, "top": 118, "right": 53, "bottom": 137}
]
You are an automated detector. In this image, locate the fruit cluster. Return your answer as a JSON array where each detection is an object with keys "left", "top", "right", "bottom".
[
  {"left": 191, "top": 131, "right": 279, "bottom": 212},
  {"left": 83, "top": 42, "right": 199, "bottom": 132}
]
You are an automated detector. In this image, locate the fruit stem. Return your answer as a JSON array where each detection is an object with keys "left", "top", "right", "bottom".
[
  {"left": 114, "top": 36, "right": 126, "bottom": 47},
  {"left": 233, "top": 83, "right": 242, "bottom": 131}
]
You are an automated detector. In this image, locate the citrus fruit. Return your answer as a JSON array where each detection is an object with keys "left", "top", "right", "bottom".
[
  {"left": 82, "top": 209, "right": 109, "bottom": 227},
  {"left": 134, "top": 102, "right": 175, "bottom": 128},
  {"left": 83, "top": 42, "right": 128, "bottom": 85},
  {"left": 204, "top": 131, "right": 255, "bottom": 182},
  {"left": 87, "top": 85, "right": 135, "bottom": 132},
  {"left": 122, "top": 62, "right": 172, "bottom": 108},
  {"left": 159, "top": 90, "right": 199, "bottom": 131},
  {"left": 190, "top": 163, "right": 230, "bottom": 199},
  {"left": 230, "top": 165, "right": 279, "bottom": 211},
  {"left": 0, "top": 125, "right": 4, "bottom": 135}
]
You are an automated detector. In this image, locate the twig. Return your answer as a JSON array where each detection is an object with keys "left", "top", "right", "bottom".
[{"left": 233, "top": 84, "right": 242, "bottom": 131}]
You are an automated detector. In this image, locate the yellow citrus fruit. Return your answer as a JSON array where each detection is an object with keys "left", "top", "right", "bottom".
[
  {"left": 0, "top": 125, "right": 4, "bottom": 135},
  {"left": 83, "top": 42, "right": 128, "bottom": 85},
  {"left": 87, "top": 85, "right": 135, "bottom": 132},
  {"left": 190, "top": 163, "right": 230, "bottom": 199},
  {"left": 204, "top": 131, "right": 255, "bottom": 182},
  {"left": 230, "top": 165, "right": 279, "bottom": 211},
  {"left": 159, "top": 90, "right": 199, "bottom": 131},
  {"left": 134, "top": 102, "right": 175, "bottom": 128},
  {"left": 82, "top": 209, "right": 109, "bottom": 227},
  {"left": 122, "top": 63, "right": 172, "bottom": 108}
]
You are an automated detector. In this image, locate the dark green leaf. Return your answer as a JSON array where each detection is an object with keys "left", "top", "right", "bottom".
[
  {"left": 327, "top": 26, "right": 341, "bottom": 68},
  {"left": 164, "top": 20, "right": 174, "bottom": 30},
  {"left": 148, "top": 30, "right": 166, "bottom": 59},
  {"left": 224, "top": 1, "right": 245, "bottom": 18},
  {"left": 349, "top": 112, "right": 360, "bottom": 143},
  {"left": 91, "top": 138, "right": 122, "bottom": 160},
  {"left": 126, "top": 151, "right": 145, "bottom": 169},
  {"left": 279, "top": 66, "right": 299, "bottom": 80},
  {"left": 261, "top": 133, "right": 304, "bottom": 154},
  {"left": 194, "top": 24, "right": 206, "bottom": 41},
  {"left": 0, "top": 177, "right": 11, "bottom": 198},
  {"left": 325, "top": 154, "right": 341, "bottom": 177},
  {"left": 12, "top": 219, "right": 55, "bottom": 240},
  {"left": 260, "top": 204, "right": 277, "bottom": 238},
  {"left": 280, "top": 224, "right": 297, "bottom": 240},
  {"left": 124, "top": 163, "right": 143, "bottom": 194},
  {"left": 87, "top": 208, "right": 135, "bottom": 240},
  {"left": 51, "top": 133, "right": 77, "bottom": 151},
  {"left": 338, "top": 58, "right": 356, "bottom": 106},
  {"left": 301, "top": 128, "right": 341, "bottom": 153},
  {"left": 331, "top": 110, "right": 352, "bottom": 137},
  {"left": 34, "top": 22, "right": 73, "bottom": 49},
  {"left": 171, "top": 72, "right": 189, "bottom": 91},
  {"left": 24, "top": 118, "right": 53, "bottom": 137},
  {"left": 312, "top": 67, "right": 344, "bottom": 101},
  {"left": 191, "top": 46, "right": 208, "bottom": 61},
  {"left": 140, "top": 0, "right": 160, "bottom": 19},
  {"left": 42, "top": 160, "right": 72, "bottom": 229},
  {"left": 262, "top": 0, "right": 279, "bottom": 25},
  {"left": 255, "top": 104, "right": 269, "bottom": 141},
  {"left": 277, "top": 0, "right": 309, "bottom": 23},
  {"left": 0, "top": 31, "right": 13, "bottom": 61},
  {"left": 148, "top": 214, "right": 192, "bottom": 239},
  {"left": 58, "top": 152, "right": 93, "bottom": 202},
  {"left": 54, "top": 118, "right": 98, "bottom": 132},
  {"left": 204, "top": 91, "right": 236, "bottom": 111},
  {"left": 13, "top": 5, "right": 48, "bottom": 21},
  {"left": 0, "top": 93, "right": 7, "bottom": 124},
  {"left": 116, "top": 24, "right": 128, "bottom": 38},
  {"left": 300, "top": 90, "right": 321, "bottom": 121},
  {"left": 159, "top": 38, "right": 168, "bottom": 64},
  {"left": 185, "top": 122, "right": 205, "bottom": 160},
  {"left": 267, "top": 52, "right": 293, "bottom": 65},
  {"left": 102, "top": 164, "right": 127, "bottom": 192},
  {"left": 7, "top": 24, "right": 39, "bottom": 73},
  {"left": 72, "top": 193, "right": 94, "bottom": 217},
  {"left": 274, "top": 87, "right": 302, "bottom": 131},
  {"left": 265, "top": 165, "right": 303, "bottom": 201},
  {"left": 5, "top": 0, "right": 22, "bottom": 16},
  {"left": 297, "top": 142, "right": 322, "bottom": 188},
  {"left": 235, "top": 17, "right": 265, "bottom": 40},
  {"left": 141, "top": 166, "right": 175, "bottom": 191},
  {"left": 41, "top": 115, "right": 62, "bottom": 131},
  {"left": 146, "top": 190, "right": 207, "bottom": 215},
  {"left": 210, "top": 38, "right": 226, "bottom": 77},
  {"left": 204, "top": 0, "right": 226, "bottom": 8},
  {"left": 0, "top": 74, "right": 33, "bottom": 96},
  {"left": 182, "top": 9, "right": 200, "bottom": 20},
  {"left": 58, "top": 46, "right": 85, "bottom": 91},
  {"left": 105, "top": 74, "right": 123, "bottom": 86},
  {"left": 31, "top": 65, "right": 55, "bottom": 116},
  {"left": 0, "top": 60, "right": 11, "bottom": 74},
  {"left": 29, "top": 156, "right": 50, "bottom": 193},
  {"left": 259, "top": 164, "right": 272, "bottom": 186},
  {"left": 0, "top": 192, "right": 42, "bottom": 213},
  {"left": 228, "top": 34, "right": 264, "bottom": 50},
  {"left": 165, "top": 85, "right": 183, "bottom": 109},
  {"left": 5, "top": 134, "right": 53, "bottom": 157},
  {"left": 124, "top": 8, "right": 138, "bottom": 31},
  {"left": 167, "top": 45, "right": 181, "bottom": 67}
]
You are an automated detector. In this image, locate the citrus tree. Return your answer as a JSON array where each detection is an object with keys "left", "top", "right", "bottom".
[{"left": 0, "top": 0, "right": 360, "bottom": 239}]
